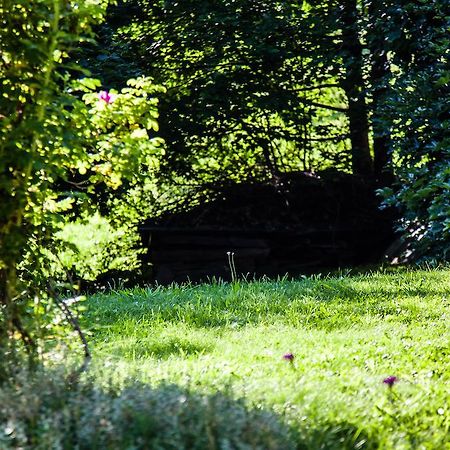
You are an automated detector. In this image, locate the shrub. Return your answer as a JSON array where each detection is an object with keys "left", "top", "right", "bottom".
[
  {"left": 0, "top": 369, "right": 296, "bottom": 450},
  {"left": 0, "top": 0, "right": 164, "bottom": 360},
  {"left": 378, "top": 1, "right": 450, "bottom": 261},
  {"left": 54, "top": 212, "right": 143, "bottom": 282}
]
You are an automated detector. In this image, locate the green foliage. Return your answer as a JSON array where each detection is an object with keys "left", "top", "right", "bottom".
[
  {"left": 1, "top": 0, "right": 102, "bottom": 366},
  {"left": 0, "top": 0, "right": 164, "bottom": 362},
  {"left": 84, "top": 0, "right": 353, "bottom": 188},
  {"left": 376, "top": 0, "right": 450, "bottom": 261},
  {"left": 0, "top": 370, "right": 295, "bottom": 449},
  {"left": 88, "top": 0, "right": 448, "bottom": 261},
  {"left": 54, "top": 213, "right": 143, "bottom": 282}
]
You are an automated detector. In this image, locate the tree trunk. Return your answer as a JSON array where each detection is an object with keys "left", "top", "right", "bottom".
[
  {"left": 340, "top": 0, "right": 373, "bottom": 177},
  {"left": 371, "top": 52, "right": 393, "bottom": 183},
  {"left": 367, "top": 0, "right": 394, "bottom": 184}
]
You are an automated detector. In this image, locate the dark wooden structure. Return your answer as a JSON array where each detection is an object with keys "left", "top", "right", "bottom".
[{"left": 139, "top": 172, "right": 396, "bottom": 284}]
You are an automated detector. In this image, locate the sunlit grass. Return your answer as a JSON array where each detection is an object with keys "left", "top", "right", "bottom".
[{"left": 84, "top": 268, "right": 450, "bottom": 449}]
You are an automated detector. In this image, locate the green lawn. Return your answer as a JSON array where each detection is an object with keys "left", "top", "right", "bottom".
[{"left": 82, "top": 269, "right": 450, "bottom": 449}]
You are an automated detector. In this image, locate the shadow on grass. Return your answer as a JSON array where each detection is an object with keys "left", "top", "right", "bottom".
[
  {"left": 104, "top": 336, "right": 213, "bottom": 359},
  {"left": 0, "top": 368, "right": 380, "bottom": 450},
  {"left": 85, "top": 270, "right": 449, "bottom": 333}
]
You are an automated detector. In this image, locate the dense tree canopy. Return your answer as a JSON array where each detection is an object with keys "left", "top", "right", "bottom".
[
  {"left": 84, "top": 0, "right": 448, "bottom": 258},
  {"left": 85, "top": 0, "right": 354, "bottom": 183}
]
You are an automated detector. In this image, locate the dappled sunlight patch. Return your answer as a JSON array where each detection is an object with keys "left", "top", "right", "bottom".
[
  {"left": 92, "top": 322, "right": 216, "bottom": 362},
  {"left": 80, "top": 270, "right": 450, "bottom": 449},
  {"left": 86, "top": 270, "right": 450, "bottom": 335}
]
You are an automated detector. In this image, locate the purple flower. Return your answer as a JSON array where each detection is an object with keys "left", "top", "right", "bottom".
[
  {"left": 98, "top": 90, "right": 116, "bottom": 104},
  {"left": 383, "top": 376, "right": 398, "bottom": 387},
  {"left": 283, "top": 353, "right": 295, "bottom": 362}
]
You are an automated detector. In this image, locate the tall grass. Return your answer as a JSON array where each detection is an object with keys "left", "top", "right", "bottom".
[{"left": 1, "top": 268, "right": 449, "bottom": 449}]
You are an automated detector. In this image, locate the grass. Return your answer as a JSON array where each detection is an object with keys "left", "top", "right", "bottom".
[
  {"left": 2, "top": 269, "right": 447, "bottom": 448},
  {"left": 80, "top": 268, "right": 450, "bottom": 449}
]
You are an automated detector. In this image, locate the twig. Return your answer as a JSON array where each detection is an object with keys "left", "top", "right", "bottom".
[{"left": 53, "top": 295, "right": 91, "bottom": 383}]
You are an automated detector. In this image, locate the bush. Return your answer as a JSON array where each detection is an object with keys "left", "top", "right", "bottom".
[
  {"left": 378, "top": 1, "right": 450, "bottom": 262},
  {"left": 54, "top": 213, "right": 143, "bottom": 282},
  {"left": 0, "top": 369, "right": 295, "bottom": 450},
  {"left": 0, "top": 0, "right": 164, "bottom": 358}
]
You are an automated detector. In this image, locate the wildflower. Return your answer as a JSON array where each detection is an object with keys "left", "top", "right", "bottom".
[
  {"left": 283, "top": 353, "right": 294, "bottom": 362},
  {"left": 98, "top": 90, "right": 116, "bottom": 104},
  {"left": 383, "top": 376, "right": 398, "bottom": 387}
]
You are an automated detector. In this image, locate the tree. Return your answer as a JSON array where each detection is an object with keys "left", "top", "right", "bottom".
[
  {"left": 365, "top": 0, "right": 394, "bottom": 182},
  {"left": 77, "top": 0, "right": 450, "bottom": 261},
  {"left": 0, "top": 0, "right": 164, "bottom": 369},
  {"left": 84, "top": 0, "right": 354, "bottom": 189},
  {"left": 339, "top": 0, "right": 373, "bottom": 177}
]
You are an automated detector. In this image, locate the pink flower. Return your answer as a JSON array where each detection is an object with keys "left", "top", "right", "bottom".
[
  {"left": 383, "top": 376, "right": 398, "bottom": 387},
  {"left": 98, "top": 90, "right": 116, "bottom": 104},
  {"left": 283, "top": 353, "right": 295, "bottom": 362}
]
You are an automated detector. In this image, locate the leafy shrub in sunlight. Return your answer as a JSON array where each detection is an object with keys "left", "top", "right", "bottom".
[
  {"left": 0, "top": 0, "right": 165, "bottom": 364},
  {"left": 0, "top": 369, "right": 295, "bottom": 450},
  {"left": 55, "top": 213, "right": 143, "bottom": 282}
]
